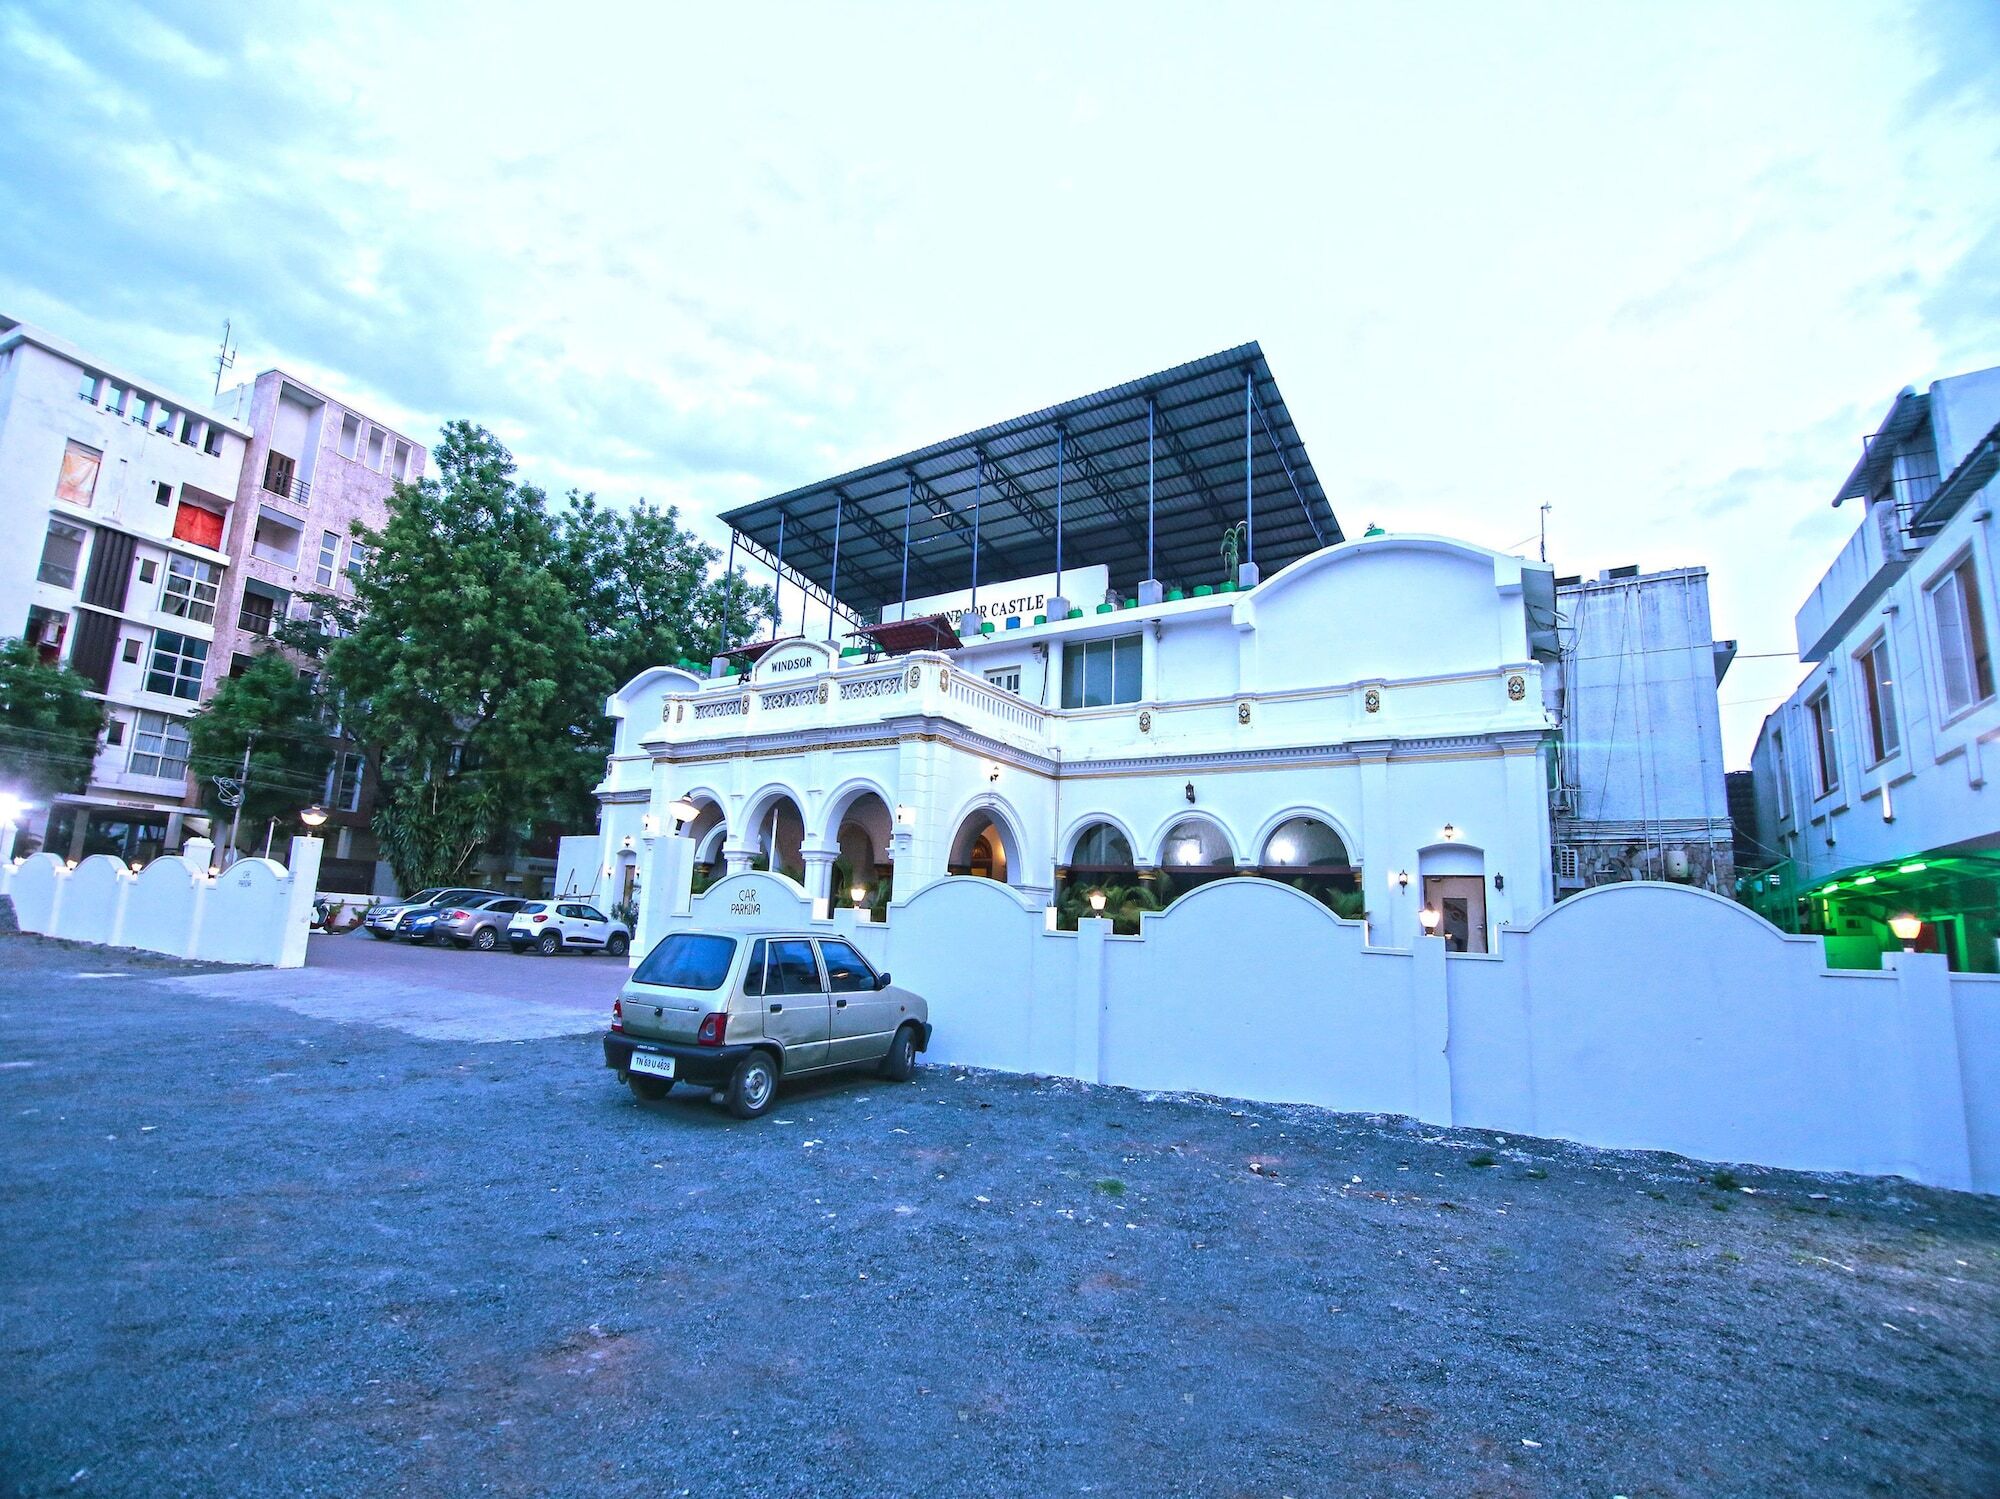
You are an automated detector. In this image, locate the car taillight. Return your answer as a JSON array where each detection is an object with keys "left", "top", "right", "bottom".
[
  {"left": 532, "top": 913, "right": 548, "bottom": 923},
  {"left": 610, "top": 998, "right": 623, "bottom": 1033},
  {"left": 446, "top": 910, "right": 467, "bottom": 920},
  {"left": 696, "top": 1011, "right": 728, "bottom": 1047}
]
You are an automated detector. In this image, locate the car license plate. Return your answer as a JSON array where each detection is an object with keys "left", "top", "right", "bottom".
[{"left": 628, "top": 1052, "right": 675, "bottom": 1080}]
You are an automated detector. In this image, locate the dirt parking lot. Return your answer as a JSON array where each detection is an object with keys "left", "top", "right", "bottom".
[{"left": 2, "top": 932, "right": 1997, "bottom": 1497}]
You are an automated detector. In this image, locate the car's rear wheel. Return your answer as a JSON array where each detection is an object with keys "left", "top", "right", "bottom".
[
  {"left": 537, "top": 931, "right": 561, "bottom": 956},
  {"left": 627, "top": 1074, "right": 672, "bottom": 1102},
  {"left": 473, "top": 926, "right": 498, "bottom": 952},
  {"left": 878, "top": 1023, "right": 919, "bottom": 1081},
  {"left": 606, "top": 933, "right": 629, "bottom": 957},
  {"left": 725, "top": 1051, "right": 779, "bottom": 1119}
]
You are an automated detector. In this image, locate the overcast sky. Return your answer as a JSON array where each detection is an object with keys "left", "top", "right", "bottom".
[{"left": 3, "top": 0, "right": 1996, "bottom": 764}]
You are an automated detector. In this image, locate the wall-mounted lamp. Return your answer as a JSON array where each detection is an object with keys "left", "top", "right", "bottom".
[
  {"left": 65, "top": 858, "right": 77, "bottom": 870},
  {"left": 129, "top": 860, "right": 144, "bottom": 874},
  {"left": 1493, "top": 873, "right": 1505, "bottom": 892},
  {"left": 987, "top": 761, "right": 1002, "bottom": 782},
  {"left": 668, "top": 796, "right": 698, "bottom": 827},
  {"left": 1184, "top": 782, "right": 1196, "bottom": 804},
  {"left": 895, "top": 804, "right": 915, "bottom": 826},
  {"left": 1088, "top": 889, "right": 1108, "bottom": 913},
  {"left": 641, "top": 813, "right": 659, "bottom": 838},
  {"left": 1395, "top": 869, "right": 1410, "bottom": 891},
  {"left": 620, "top": 835, "right": 634, "bottom": 850},
  {"left": 1889, "top": 912, "right": 1922, "bottom": 952},
  {"left": 1418, "top": 904, "right": 1442, "bottom": 934},
  {"left": 1442, "top": 824, "right": 1458, "bottom": 841}
]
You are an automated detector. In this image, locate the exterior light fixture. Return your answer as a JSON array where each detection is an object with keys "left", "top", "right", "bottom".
[
  {"left": 851, "top": 884, "right": 867, "bottom": 907},
  {"left": 1418, "top": 904, "right": 1442, "bottom": 934},
  {"left": 987, "top": 761, "right": 1002, "bottom": 782},
  {"left": 299, "top": 805, "right": 328, "bottom": 829},
  {"left": 0, "top": 792, "right": 26, "bottom": 826},
  {"left": 65, "top": 858, "right": 77, "bottom": 870},
  {"left": 1088, "top": 889, "right": 1108, "bottom": 913},
  {"left": 208, "top": 866, "right": 221, "bottom": 878},
  {"left": 1851, "top": 874, "right": 1877, "bottom": 886},
  {"left": 1184, "top": 782, "right": 1196, "bottom": 804},
  {"left": 1395, "top": 869, "right": 1410, "bottom": 890},
  {"left": 1898, "top": 861, "right": 1928, "bottom": 874},
  {"left": 668, "top": 796, "right": 699, "bottom": 827},
  {"left": 641, "top": 813, "right": 659, "bottom": 838},
  {"left": 1269, "top": 838, "right": 1296, "bottom": 864},
  {"left": 1889, "top": 913, "right": 1922, "bottom": 951},
  {"left": 1442, "top": 824, "right": 1458, "bottom": 841},
  {"left": 895, "top": 804, "right": 915, "bottom": 826},
  {"left": 620, "top": 835, "right": 634, "bottom": 850},
  {"left": 129, "top": 860, "right": 144, "bottom": 874}
]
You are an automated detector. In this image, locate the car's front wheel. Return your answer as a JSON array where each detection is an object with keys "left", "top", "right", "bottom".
[
  {"left": 536, "top": 931, "right": 561, "bottom": 956},
  {"left": 472, "top": 926, "right": 498, "bottom": 952},
  {"left": 367, "top": 928, "right": 394, "bottom": 941},
  {"left": 878, "top": 1023, "right": 919, "bottom": 1081},
  {"left": 725, "top": 1051, "right": 779, "bottom": 1119},
  {"left": 606, "top": 933, "right": 629, "bottom": 957},
  {"left": 627, "top": 1074, "right": 672, "bottom": 1103}
]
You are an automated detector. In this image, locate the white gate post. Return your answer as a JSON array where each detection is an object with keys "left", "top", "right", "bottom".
[
  {"left": 1409, "top": 933, "right": 1453, "bottom": 1126},
  {"left": 276, "top": 836, "right": 324, "bottom": 968},
  {"left": 1073, "top": 916, "right": 1110, "bottom": 1084},
  {"left": 635, "top": 833, "right": 696, "bottom": 967},
  {"left": 1886, "top": 951, "right": 1973, "bottom": 1190}
]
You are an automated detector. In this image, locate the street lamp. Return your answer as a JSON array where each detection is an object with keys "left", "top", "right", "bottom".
[
  {"left": 1418, "top": 905, "right": 1442, "bottom": 935},
  {"left": 668, "top": 796, "right": 699, "bottom": 829},
  {"left": 1889, "top": 913, "right": 1923, "bottom": 952},
  {"left": 1088, "top": 889, "right": 1108, "bottom": 914},
  {"left": 300, "top": 805, "right": 328, "bottom": 830}
]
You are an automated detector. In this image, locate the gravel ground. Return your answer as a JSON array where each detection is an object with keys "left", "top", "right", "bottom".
[{"left": 3, "top": 933, "right": 1998, "bottom": 1498}]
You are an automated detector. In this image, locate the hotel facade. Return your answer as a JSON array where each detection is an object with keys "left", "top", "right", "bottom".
[{"left": 570, "top": 346, "right": 1582, "bottom": 952}]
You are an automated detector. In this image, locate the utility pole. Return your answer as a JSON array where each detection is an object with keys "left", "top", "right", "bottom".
[
  {"left": 224, "top": 734, "right": 255, "bottom": 865},
  {"left": 211, "top": 319, "right": 237, "bottom": 401},
  {"left": 1539, "top": 501, "right": 1552, "bottom": 563}
]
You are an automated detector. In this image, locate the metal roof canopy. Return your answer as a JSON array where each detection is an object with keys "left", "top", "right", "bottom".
[{"left": 720, "top": 343, "right": 1340, "bottom": 625}]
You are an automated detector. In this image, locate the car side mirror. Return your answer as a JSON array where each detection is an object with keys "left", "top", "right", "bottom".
[{"left": 875, "top": 971, "right": 891, "bottom": 990}]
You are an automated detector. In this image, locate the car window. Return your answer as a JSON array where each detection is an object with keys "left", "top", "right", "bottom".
[
  {"left": 514, "top": 902, "right": 546, "bottom": 916},
  {"left": 742, "top": 938, "right": 768, "bottom": 996},
  {"left": 817, "top": 939, "right": 875, "bottom": 993},
  {"left": 632, "top": 933, "right": 738, "bottom": 991},
  {"left": 767, "top": 939, "right": 824, "bottom": 996},
  {"left": 557, "top": 903, "right": 583, "bottom": 919},
  {"left": 580, "top": 906, "right": 608, "bottom": 923},
  {"left": 489, "top": 898, "right": 525, "bottom": 914},
  {"left": 406, "top": 888, "right": 443, "bottom": 904}
]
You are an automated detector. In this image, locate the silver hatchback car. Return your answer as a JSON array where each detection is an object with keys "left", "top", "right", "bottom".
[{"left": 602, "top": 928, "right": 932, "bottom": 1118}]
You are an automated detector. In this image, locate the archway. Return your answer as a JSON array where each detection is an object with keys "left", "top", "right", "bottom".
[
  {"left": 679, "top": 794, "right": 727, "bottom": 891},
  {"left": 742, "top": 789, "right": 808, "bottom": 883},
  {"left": 1153, "top": 815, "right": 1239, "bottom": 904},
  {"left": 1418, "top": 842, "right": 1488, "bottom": 953},
  {"left": 948, "top": 802, "right": 1024, "bottom": 886},
  {"left": 828, "top": 787, "right": 895, "bottom": 914},
  {"left": 1055, "top": 817, "right": 1144, "bottom": 928},
  {"left": 1256, "top": 813, "right": 1362, "bottom": 918}
]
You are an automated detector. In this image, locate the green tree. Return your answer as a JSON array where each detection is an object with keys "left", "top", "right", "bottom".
[
  {"left": 0, "top": 639, "right": 106, "bottom": 804},
  {"left": 186, "top": 651, "right": 328, "bottom": 855}
]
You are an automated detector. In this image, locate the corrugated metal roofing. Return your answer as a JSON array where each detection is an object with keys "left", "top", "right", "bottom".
[{"left": 720, "top": 343, "right": 1339, "bottom": 621}]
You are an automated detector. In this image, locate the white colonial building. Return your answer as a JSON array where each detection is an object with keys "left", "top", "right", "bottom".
[{"left": 565, "top": 347, "right": 1566, "bottom": 952}]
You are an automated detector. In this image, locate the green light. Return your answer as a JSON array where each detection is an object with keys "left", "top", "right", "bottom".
[
  {"left": 1852, "top": 874, "right": 1877, "bottom": 886},
  {"left": 1898, "top": 862, "right": 1928, "bottom": 874}
]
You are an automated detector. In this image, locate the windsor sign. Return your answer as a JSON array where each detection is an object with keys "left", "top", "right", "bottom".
[{"left": 880, "top": 565, "right": 1110, "bottom": 629}]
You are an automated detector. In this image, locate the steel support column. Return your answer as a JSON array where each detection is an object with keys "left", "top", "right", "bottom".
[
  {"left": 773, "top": 511, "right": 785, "bottom": 640},
  {"left": 827, "top": 495, "right": 843, "bottom": 641},
  {"left": 1242, "top": 368, "right": 1255, "bottom": 575},
  {"left": 1147, "top": 395, "right": 1156, "bottom": 582},
  {"left": 900, "top": 472, "right": 913, "bottom": 620},
  {"left": 1055, "top": 427, "right": 1065, "bottom": 594}
]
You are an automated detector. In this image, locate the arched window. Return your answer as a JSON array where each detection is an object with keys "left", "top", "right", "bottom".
[
  {"left": 1260, "top": 817, "right": 1349, "bottom": 869},
  {"left": 1159, "top": 818, "right": 1234, "bottom": 870},
  {"left": 1069, "top": 822, "right": 1134, "bottom": 868}
]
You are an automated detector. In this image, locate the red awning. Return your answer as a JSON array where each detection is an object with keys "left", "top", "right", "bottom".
[
  {"left": 850, "top": 614, "right": 963, "bottom": 656},
  {"left": 717, "top": 637, "right": 790, "bottom": 667}
]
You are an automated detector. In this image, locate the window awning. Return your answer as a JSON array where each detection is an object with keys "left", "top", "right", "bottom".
[
  {"left": 849, "top": 613, "right": 962, "bottom": 656},
  {"left": 720, "top": 342, "right": 1338, "bottom": 625}
]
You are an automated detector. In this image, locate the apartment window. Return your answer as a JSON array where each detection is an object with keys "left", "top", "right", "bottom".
[
  {"left": 55, "top": 439, "right": 103, "bottom": 508},
  {"left": 365, "top": 427, "right": 387, "bottom": 470},
  {"left": 203, "top": 424, "right": 224, "bottom": 457},
  {"left": 145, "top": 630, "right": 208, "bottom": 700},
  {"left": 160, "top": 555, "right": 220, "bottom": 624},
  {"left": 77, "top": 372, "right": 100, "bottom": 403},
  {"left": 325, "top": 751, "right": 366, "bottom": 813},
  {"left": 1807, "top": 689, "right": 1839, "bottom": 796},
  {"left": 1060, "top": 634, "right": 1142, "bottom": 708},
  {"left": 105, "top": 384, "right": 128, "bottom": 414},
  {"left": 984, "top": 667, "right": 1022, "bottom": 694},
  {"left": 179, "top": 414, "right": 200, "bottom": 448},
  {"left": 172, "top": 501, "right": 225, "bottom": 550},
  {"left": 128, "top": 711, "right": 191, "bottom": 780},
  {"left": 1855, "top": 636, "right": 1900, "bottom": 763},
  {"left": 121, "top": 638, "right": 141, "bottom": 663},
  {"left": 346, "top": 540, "right": 375, "bottom": 582},
  {"left": 153, "top": 480, "right": 172, "bottom": 506},
  {"left": 153, "top": 404, "right": 174, "bottom": 435},
  {"left": 37, "top": 518, "right": 88, "bottom": 588},
  {"left": 338, "top": 413, "right": 361, "bottom": 458},
  {"left": 391, "top": 439, "right": 411, "bottom": 480},
  {"left": 106, "top": 718, "right": 126, "bottom": 746},
  {"left": 1772, "top": 729, "right": 1791, "bottom": 820},
  {"left": 315, "top": 530, "right": 340, "bottom": 587},
  {"left": 138, "top": 558, "right": 158, "bottom": 583},
  {"left": 1931, "top": 553, "right": 1996, "bottom": 716}
]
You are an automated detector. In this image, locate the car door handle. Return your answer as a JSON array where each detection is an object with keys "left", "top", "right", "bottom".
[
  {"left": 835, "top": 998, "right": 848, "bottom": 1008},
  {"left": 769, "top": 1003, "right": 783, "bottom": 1013}
]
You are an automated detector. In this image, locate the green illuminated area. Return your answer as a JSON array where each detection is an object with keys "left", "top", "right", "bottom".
[{"left": 1741, "top": 851, "right": 2000, "bottom": 972}]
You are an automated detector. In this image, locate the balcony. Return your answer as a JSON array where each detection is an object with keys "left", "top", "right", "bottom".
[
  {"left": 261, "top": 450, "right": 312, "bottom": 511},
  {"left": 1795, "top": 501, "right": 1917, "bottom": 663}
]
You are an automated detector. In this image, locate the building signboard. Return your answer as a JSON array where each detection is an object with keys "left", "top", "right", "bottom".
[
  {"left": 752, "top": 638, "right": 838, "bottom": 682},
  {"left": 880, "top": 565, "right": 1109, "bottom": 628}
]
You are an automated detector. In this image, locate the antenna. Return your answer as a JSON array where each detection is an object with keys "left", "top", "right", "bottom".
[
  {"left": 1539, "top": 501, "right": 1552, "bottom": 563},
  {"left": 211, "top": 319, "right": 237, "bottom": 400}
]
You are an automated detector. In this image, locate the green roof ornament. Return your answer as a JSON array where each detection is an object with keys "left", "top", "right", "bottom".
[{"left": 1364, "top": 522, "right": 1386, "bottom": 537}]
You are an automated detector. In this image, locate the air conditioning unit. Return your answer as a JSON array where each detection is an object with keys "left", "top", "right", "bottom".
[{"left": 1557, "top": 847, "right": 1581, "bottom": 883}]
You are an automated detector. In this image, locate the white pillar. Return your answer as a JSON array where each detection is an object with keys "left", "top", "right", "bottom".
[
  {"left": 1886, "top": 951, "right": 1973, "bottom": 1190},
  {"left": 1073, "top": 915, "right": 1110, "bottom": 1084},
  {"left": 276, "top": 835, "right": 324, "bottom": 968},
  {"left": 635, "top": 833, "right": 696, "bottom": 966},
  {"left": 802, "top": 848, "right": 836, "bottom": 920}
]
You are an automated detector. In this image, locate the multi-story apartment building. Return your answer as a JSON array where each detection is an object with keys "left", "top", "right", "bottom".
[
  {"left": 209, "top": 371, "right": 426, "bottom": 893},
  {"left": 1747, "top": 366, "right": 2000, "bottom": 971},
  {"left": 0, "top": 316, "right": 252, "bottom": 863},
  {"left": 1548, "top": 565, "right": 1736, "bottom": 893}
]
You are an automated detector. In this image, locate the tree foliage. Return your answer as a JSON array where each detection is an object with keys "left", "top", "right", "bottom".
[
  {"left": 0, "top": 639, "right": 105, "bottom": 803},
  {"left": 288, "top": 421, "right": 769, "bottom": 892},
  {"left": 185, "top": 651, "right": 327, "bottom": 847}
]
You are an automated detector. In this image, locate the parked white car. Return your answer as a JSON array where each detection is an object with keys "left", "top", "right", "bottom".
[{"left": 506, "top": 900, "right": 630, "bottom": 957}]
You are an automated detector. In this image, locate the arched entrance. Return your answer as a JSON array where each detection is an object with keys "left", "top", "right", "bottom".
[
  {"left": 948, "top": 802, "right": 1024, "bottom": 886},
  {"left": 1419, "top": 842, "right": 1488, "bottom": 953},
  {"left": 827, "top": 787, "right": 895, "bottom": 914},
  {"left": 1257, "top": 814, "right": 1363, "bottom": 918},
  {"left": 679, "top": 795, "right": 727, "bottom": 892},
  {"left": 742, "top": 790, "right": 807, "bottom": 883}
]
